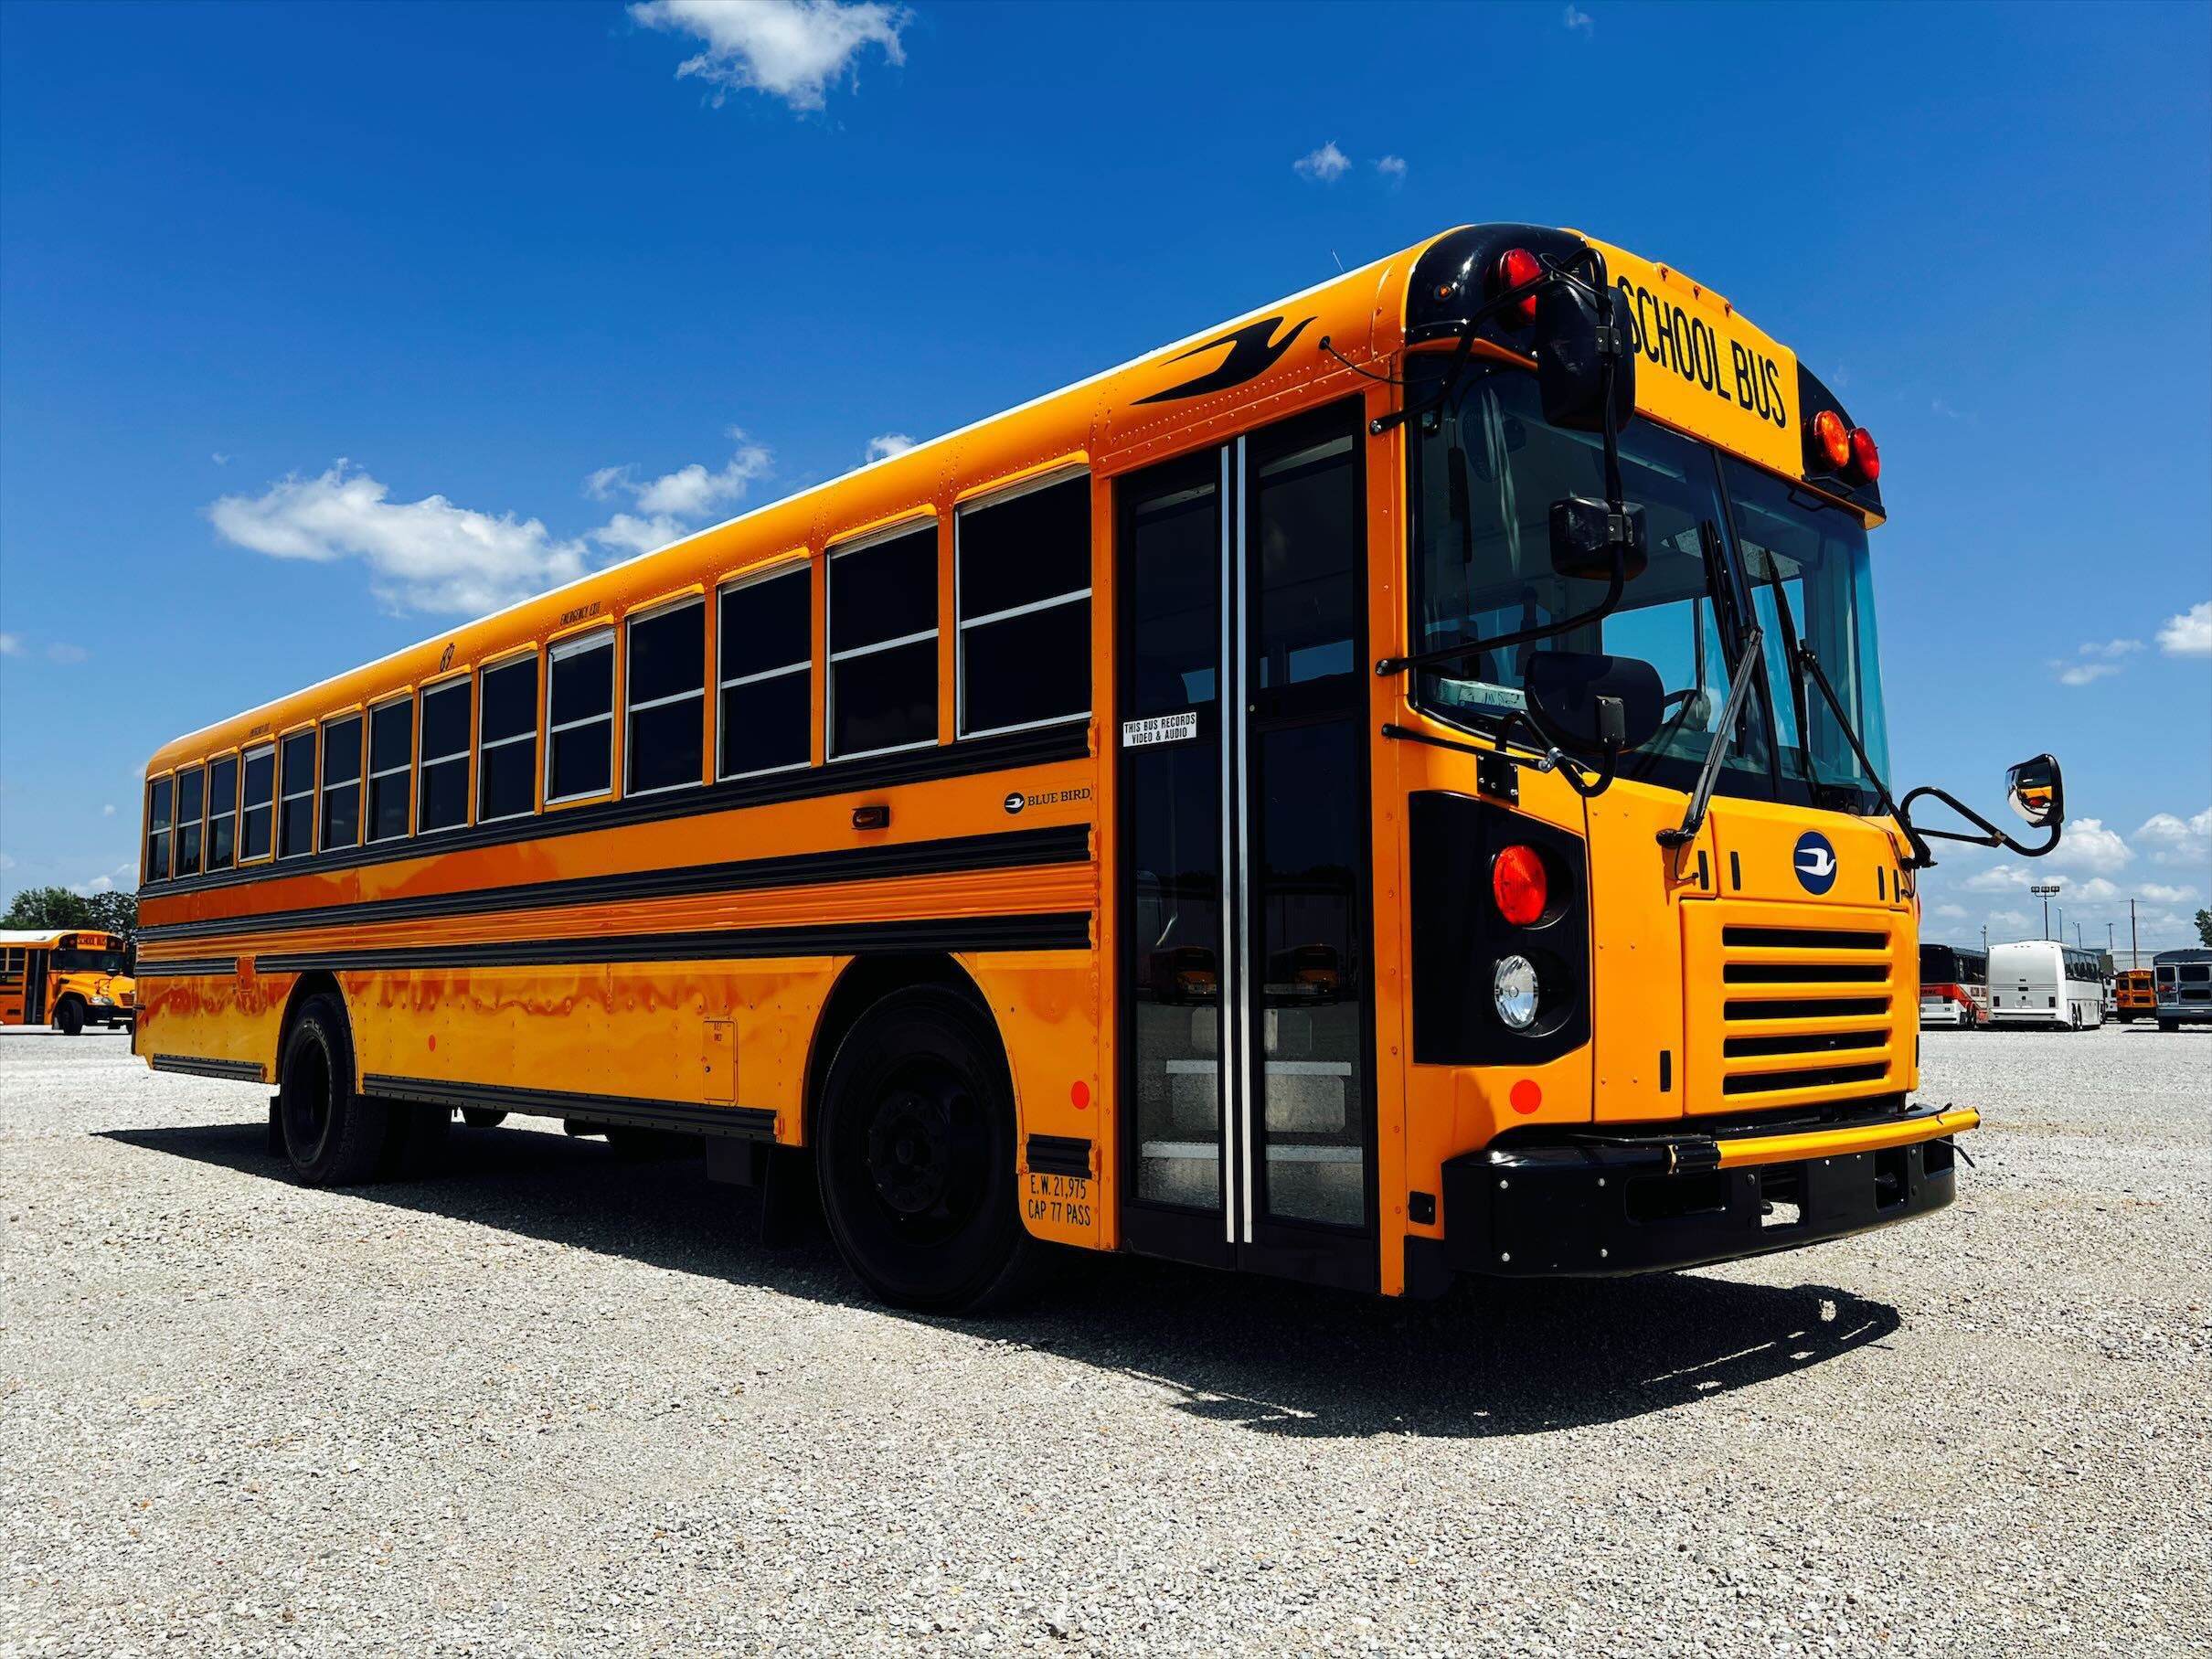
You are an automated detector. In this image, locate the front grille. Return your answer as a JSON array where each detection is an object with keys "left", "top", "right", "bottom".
[{"left": 1696, "top": 917, "right": 1900, "bottom": 1111}]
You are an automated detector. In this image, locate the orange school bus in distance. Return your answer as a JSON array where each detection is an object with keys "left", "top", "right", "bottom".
[{"left": 134, "top": 224, "right": 2070, "bottom": 1310}]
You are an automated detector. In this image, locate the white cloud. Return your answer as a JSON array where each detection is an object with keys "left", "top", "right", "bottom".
[
  {"left": 47, "top": 643, "right": 88, "bottom": 665},
  {"left": 0, "top": 633, "right": 18, "bottom": 656},
  {"left": 2135, "top": 806, "right": 2211, "bottom": 868},
  {"left": 0, "top": 851, "right": 15, "bottom": 871},
  {"left": 2054, "top": 660, "right": 2122, "bottom": 686},
  {"left": 2137, "top": 881, "right": 2200, "bottom": 904},
  {"left": 101, "top": 803, "right": 115, "bottom": 817},
  {"left": 1962, "top": 862, "right": 2037, "bottom": 894},
  {"left": 1932, "top": 902, "right": 1968, "bottom": 920},
  {"left": 2079, "top": 637, "right": 2143, "bottom": 659},
  {"left": 1375, "top": 154, "right": 1408, "bottom": 179},
  {"left": 865, "top": 432, "right": 915, "bottom": 463},
  {"left": 1930, "top": 399, "right": 1971, "bottom": 420},
  {"left": 211, "top": 452, "right": 231, "bottom": 466},
  {"left": 1293, "top": 142, "right": 1351, "bottom": 183},
  {"left": 580, "top": 431, "right": 771, "bottom": 557},
  {"left": 1985, "top": 908, "right": 2029, "bottom": 929},
  {"left": 589, "top": 513, "right": 690, "bottom": 558},
  {"left": 213, "top": 465, "right": 590, "bottom": 616},
  {"left": 632, "top": 0, "right": 908, "bottom": 112},
  {"left": 1563, "top": 3, "right": 1595, "bottom": 35},
  {"left": 2156, "top": 600, "right": 2211, "bottom": 656},
  {"left": 2072, "top": 877, "right": 2122, "bottom": 901},
  {"left": 2052, "top": 816, "right": 2132, "bottom": 876}
]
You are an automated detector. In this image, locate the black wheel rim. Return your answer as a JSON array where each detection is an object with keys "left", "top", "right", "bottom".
[
  {"left": 284, "top": 1037, "right": 333, "bottom": 1160},
  {"left": 859, "top": 1058, "right": 987, "bottom": 1248}
]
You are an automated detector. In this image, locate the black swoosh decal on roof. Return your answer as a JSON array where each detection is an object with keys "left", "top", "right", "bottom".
[{"left": 1134, "top": 314, "right": 1315, "bottom": 403}]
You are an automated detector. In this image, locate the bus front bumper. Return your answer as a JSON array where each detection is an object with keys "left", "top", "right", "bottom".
[{"left": 1438, "top": 1104, "right": 1978, "bottom": 1278}]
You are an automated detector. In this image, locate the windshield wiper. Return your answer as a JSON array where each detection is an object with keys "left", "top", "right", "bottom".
[{"left": 1656, "top": 624, "right": 1764, "bottom": 848}]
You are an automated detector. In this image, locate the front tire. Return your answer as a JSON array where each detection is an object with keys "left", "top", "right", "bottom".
[
  {"left": 278, "top": 994, "right": 388, "bottom": 1186},
  {"left": 814, "top": 985, "right": 1047, "bottom": 1313},
  {"left": 53, "top": 998, "right": 85, "bottom": 1037},
  {"left": 461, "top": 1108, "right": 508, "bottom": 1129}
]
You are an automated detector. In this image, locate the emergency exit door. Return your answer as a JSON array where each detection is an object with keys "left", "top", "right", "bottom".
[{"left": 1115, "top": 399, "right": 1377, "bottom": 1289}]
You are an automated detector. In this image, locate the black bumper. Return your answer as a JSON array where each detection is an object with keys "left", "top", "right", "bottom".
[{"left": 1438, "top": 1122, "right": 1960, "bottom": 1278}]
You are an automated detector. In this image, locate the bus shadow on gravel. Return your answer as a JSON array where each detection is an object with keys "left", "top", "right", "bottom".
[{"left": 106, "top": 1117, "right": 1901, "bottom": 1441}]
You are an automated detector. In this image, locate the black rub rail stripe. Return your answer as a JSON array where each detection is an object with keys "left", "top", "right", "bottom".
[
  {"left": 151, "top": 1054, "right": 266, "bottom": 1082},
  {"left": 138, "top": 824, "right": 1090, "bottom": 945},
  {"left": 145, "top": 723, "right": 1090, "bottom": 900},
  {"left": 254, "top": 910, "right": 1091, "bottom": 973},
  {"left": 133, "top": 956, "right": 241, "bottom": 978},
  {"left": 366, "top": 1073, "right": 777, "bottom": 1141},
  {"left": 1026, "top": 1133, "right": 1093, "bottom": 1177}
]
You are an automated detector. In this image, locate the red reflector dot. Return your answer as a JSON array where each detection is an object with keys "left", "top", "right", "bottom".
[
  {"left": 1070, "top": 1079, "right": 1091, "bottom": 1111},
  {"left": 1510, "top": 1079, "right": 1542, "bottom": 1115}
]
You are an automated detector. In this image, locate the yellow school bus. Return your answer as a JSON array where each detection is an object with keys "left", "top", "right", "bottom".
[
  {"left": 133, "top": 223, "right": 2068, "bottom": 1309},
  {"left": 0, "top": 930, "right": 136, "bottom": 1033}
]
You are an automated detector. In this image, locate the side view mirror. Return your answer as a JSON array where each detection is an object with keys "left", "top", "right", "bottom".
[
  {"left": 2006, "top": 752, "right": 2065, "bottom": 828},
  {"left": 1524, "top": 651, "right": 1664, "bottom": 754},
  {"left": 1549, "top": 496, "right": 1649, "bottom": 582},
  {"left": 1535, "top": 279, "right": 1637, "bottom": 435}
]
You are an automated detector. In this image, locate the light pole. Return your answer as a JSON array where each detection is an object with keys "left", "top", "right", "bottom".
[{"left": 2030, "top": 881, "right": 2061, "bottom": 941}]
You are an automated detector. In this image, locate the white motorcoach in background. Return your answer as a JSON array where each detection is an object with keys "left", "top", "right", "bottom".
[{"left": 1988, "top": 940, "right": 2105, "bottom": 1030}]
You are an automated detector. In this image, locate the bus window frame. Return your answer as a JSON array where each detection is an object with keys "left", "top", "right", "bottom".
[
  {"left": 275, "top": 722, "right": 319, "bottom": 860},
  {"left": 474, "top": 647, "right": 541, "bottom": 825},
  {"left": 205, "top": 748, "right": 240, "bottom": 872},
  {"left": 825, "top": 510, "right": 941, "bottom": 765},
  {"left": 365, "top": 691, "right": 416, "bottom": 845},
  {"left": 238, "top": 740, "right": 277, "bottom": 865},
  {"left": 173, "top": 761, "right": 207, "bottom": 879},
  {"left": 622, "top": 589, "right": 708, "bottom": 799},
  {"left": 953, "top": 461, "right": 1093, "bottom": 742},
  {"left": 143, "top": 771, "right": 174, "bottom": 884},
  {"left": 544, "top": 623, "right": 619, "bottom": 809},
  {"left": 317, "top": 707, "right": 366, "bottom": 854},
  {"left": 715, "top": 556, "right": 814, "bottom": 782},
  {"left": 415, "top": 670, "right": 475, "bottom": 837}
]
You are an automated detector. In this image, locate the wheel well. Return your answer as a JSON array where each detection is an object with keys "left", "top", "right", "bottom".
[
  {"left": 803, "top": 954, "right": 994, "bottom": 1143},
  {"left": 275, "top": 971, "right": 346, "bottom": 1081}
]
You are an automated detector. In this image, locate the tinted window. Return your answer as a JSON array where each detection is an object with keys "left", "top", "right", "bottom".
[
  {"left": 718, "top": 567, "right": 811, "bottom": 779},
  {"left": 478, "top": 655, "right": 537, "bottom": 822},
  {"left": 419, "top": 679, "right": 471, "bottom": 833},
  {"left": 207, "top": 754, "right": 239, "bottom": 871},
  {"left": 144, "top": 776, "right": 173, "bottom": 882},
  {"left": 174, "top": 766, "right": 206, "bottom": 877},
  {"left": 958, "top": 475, "right": 1090, "bottom": 736},
  {"left": 830, "top": 527, "right": 937, "bottom": 757},
  {"left": 547, "top": 632, "right": 614, "bottom": 801},
  {"left": 240, "top": 744, "right": 275, "bottom": 861},
  {"left": 367, "top": 700, "right": 412, "bottom": 842},
  {"left": 278, "top": 730, "right": 316, "bottom": 857},
  {"left": 627, "top": 601, "right": 705, "bottom": 793},
  {"left": 319, "top": 716, "right": 362, "bottom": 850}
]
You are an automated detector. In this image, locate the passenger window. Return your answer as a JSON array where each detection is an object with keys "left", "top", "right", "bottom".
[
  {"left": 958, "top": 474, "right": 1090, "bottom": 736},
  {"left": 144, "top": 776, "right": 173, "bottom": 883},
  {"left": 546, "top": 630, "right": 615, "bottom": 802},
  {"left": 367, "top": 699, "right": 413, "bottom": 843},
  {"left": 828, "top": 524, "right": 937, "bottom": 758},
  {"left": 718, "top": 566, "right": 811, "bottom": 779},
  {"left": 207, "top": 754, "right": 239, "bottom": 872},
  {"left": 319, "top": 715, "right": 363, "bottom": 850},
  {"left": 240, "top": 743, "right": 275, "bottom": 861},
  {"left": 174, "top": 766, "right": 206, "bottom": 877},
  {"left": 477, "top": 654, "right": 538, "bottom": 822},
  {"left": 625, "top": 600, "right": 705, "bottom": 794},
  {"left": 419, "top": 678, "right": 472, "bottom": 833},
  {"left": 278, "top": 730, "right": 316, "bottom": 857}
]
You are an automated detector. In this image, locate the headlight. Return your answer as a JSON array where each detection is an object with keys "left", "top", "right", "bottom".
[
  {"left": 1493, "top": 954, "right": 1539, "bottom": 1029},
  {"left": 91, "top": 995, "right": 112, "bottom": 1005}
]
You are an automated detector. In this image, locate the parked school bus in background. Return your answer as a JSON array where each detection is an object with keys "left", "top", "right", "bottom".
[
  {"left": 0, "top": 931, "right": 136, "bottom": 1034},
  {"left": 2112, "top": 968, "right": 2154, "bottom": 1022},
  {"left": 2152, "top": 948, "right": 2212, "bottom": 1031},
  {"left": 133, "top": 222, "right": 2068, "bottom": 1310}
]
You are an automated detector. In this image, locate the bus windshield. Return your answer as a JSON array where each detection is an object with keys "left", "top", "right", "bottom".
[
  {"left": 55, "top": 944, "right": 127, "bottom": 975},
  {"left": 1408, "top": 363, "right": 1773, "bottom": 798}
]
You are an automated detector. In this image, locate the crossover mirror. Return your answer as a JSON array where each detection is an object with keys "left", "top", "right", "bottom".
[
  {"left": 1548, "top": 495, "right": 1649, "bottom": 582},
  {"left": 1523, "top": 650, "right": 1664, "bottom": 755},
  {"left": 2006, "top": 753, "right": 2065, "bottom": 828}
]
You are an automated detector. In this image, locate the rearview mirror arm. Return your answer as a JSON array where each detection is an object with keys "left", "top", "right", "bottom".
[{"left": 1891, "top": 785, "right": 2062, "bottom": 870}]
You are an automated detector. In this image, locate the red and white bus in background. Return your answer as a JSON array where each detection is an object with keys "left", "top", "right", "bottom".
[{"left": 1919, "top": 943, "right": 1988, "bottom": 1029}]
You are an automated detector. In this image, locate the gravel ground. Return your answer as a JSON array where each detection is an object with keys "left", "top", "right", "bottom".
[{"left": 2, "top": 1026, "right": 2207, "bottom": 1658}]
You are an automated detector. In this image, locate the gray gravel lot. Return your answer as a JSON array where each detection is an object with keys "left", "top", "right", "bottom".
[{"left": 3, "top": 1026, "right": 2207, "bottom": 1658}]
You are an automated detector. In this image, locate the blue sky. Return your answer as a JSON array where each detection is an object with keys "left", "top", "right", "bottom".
[{"left": 2, "top": 0, "right": 2207, "bottom": 952}]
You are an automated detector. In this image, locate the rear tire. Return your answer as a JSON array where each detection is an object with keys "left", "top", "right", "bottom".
[
  {"left": 814, "top": 984, "right": 1048, "bottom": 1314},
  {"left": 278, "top": 994, "right": 387, "bottom": 1186},
  {"left": 53, "top": 998, "right": 85, "bottom": 1037}
]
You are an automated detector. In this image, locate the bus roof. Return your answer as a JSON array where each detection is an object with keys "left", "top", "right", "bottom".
[
  {"left": 0, "top": 930, "right": 112, "bottom": 949},
  {"left": 144, "top": 221, "right": 1874, "bottom": 778}
]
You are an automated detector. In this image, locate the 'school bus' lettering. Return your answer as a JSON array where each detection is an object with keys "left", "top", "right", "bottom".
[{"left": 135, "top": 219, "right": 2002, "bottom": 1312}]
